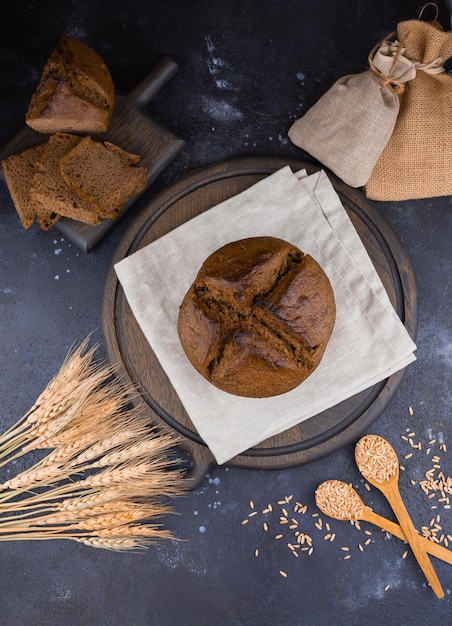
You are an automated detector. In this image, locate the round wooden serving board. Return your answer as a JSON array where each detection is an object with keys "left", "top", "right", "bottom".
[{"left": 102, "top": 157, "right": 417, "bottom": 488}]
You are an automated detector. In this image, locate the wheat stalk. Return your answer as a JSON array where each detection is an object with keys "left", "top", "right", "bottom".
[
  {"left": 0, "top": 339, "right": 97, "bottom": 446},
  {"left": 0, "top": 338, "right": 185, "bottom": 550},
  {"left": 1, "top": 462, "right": 75, "bottom": 491},
  {"left": 95, "top": 524, "right": 174, "bottom": 538},
  {"left": 0, "top": 501, "right": 168, "bottom": 531},
  {"left": 0, "top": 338, "right": 139, "bottom": 464},
  {"left": 33, "top": 501, "right": 163, "bottom": 526},
  {"left": 0, "top": 532, "right": 165, "bottom": 552},
  {"left": 69, "top": 426, "right": 149, "bottom": 468},
  {"left": 90, "top": 434, "right": 176, "bottom": 469},
  {"left": 26, "top": 339, "right": 100, "bottom": 424},
  {"left": 63, "top": 507, "right": 163, "bottom": 531},
  {"left": 57, "top": 486, "right": 149, "bottom": 512},
  {"left": 0, "top": 340, "right": 85, "bottom": 441},
  {"left": 73, "top": 536, "right": 153, "bottom": 552}
]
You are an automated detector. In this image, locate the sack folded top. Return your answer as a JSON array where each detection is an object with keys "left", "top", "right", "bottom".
[{"left": 366, "top": 19, "right": 452, "bottom": 201}]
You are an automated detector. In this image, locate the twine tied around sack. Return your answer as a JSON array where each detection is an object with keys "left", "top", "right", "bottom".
[
  {"left": 414, "top": 55, "right": 446, "bottom": 74},
  {"left": 368, "top": 31, "right": 445, "bottom": 94},
  {"left": 368, "top": 33, "right": 406, "bottom": 94}
]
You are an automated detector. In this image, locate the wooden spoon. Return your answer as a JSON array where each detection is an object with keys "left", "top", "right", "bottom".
[
  {"left": 355, "top": 434, "right": 444, "bottom": 599},
  {"left": 315, "top": 479, "right": 452, "bottom": 565}
]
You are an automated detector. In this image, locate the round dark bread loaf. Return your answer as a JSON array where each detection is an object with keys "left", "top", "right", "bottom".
[{"left": 177, "top": 236, "right": 336, "bottom": 398}]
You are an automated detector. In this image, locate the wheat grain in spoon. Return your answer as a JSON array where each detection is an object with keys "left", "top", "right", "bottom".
[
  {"left": 355, "top": 434, "right": 444, "bottom": 599},
  {"left": 315, "top": 480, "right": 452, "bottom": 565}
]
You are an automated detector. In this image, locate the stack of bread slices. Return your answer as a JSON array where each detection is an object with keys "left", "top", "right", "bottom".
[{"left": 1, "top": 36, "right": 147, "bottom": 230}]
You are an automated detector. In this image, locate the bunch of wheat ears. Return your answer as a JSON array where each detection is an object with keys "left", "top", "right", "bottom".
[{"left": 0, "top": 339, "right": 185, "bottom": 552}]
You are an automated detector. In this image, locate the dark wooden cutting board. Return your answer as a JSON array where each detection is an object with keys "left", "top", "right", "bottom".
[
  {"left": 0, "top": 56, "right": 185, "bottom": 251},
  {"left": 102, "top": 157, "right": 418, "bottom": 489}
]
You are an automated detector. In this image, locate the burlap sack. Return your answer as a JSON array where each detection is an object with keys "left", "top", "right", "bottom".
[
  {"left": 288, "top": 40, "right": 415, "bottom": 188},
  {"left": 366, "top": 19, "right": 452, "bottom": 200}
]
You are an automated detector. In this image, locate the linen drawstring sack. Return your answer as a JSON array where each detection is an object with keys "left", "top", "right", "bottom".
[
  {"left": 365, "top": 18, "right": 452, "bottom": 200},
  {"left": 288, "top": 37, "right": 415, "bottom": 188}
]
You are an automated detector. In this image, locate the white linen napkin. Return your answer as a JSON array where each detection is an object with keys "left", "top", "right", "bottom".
[{"left": 114, "top": 167, "right": 416, "bottom": 464}]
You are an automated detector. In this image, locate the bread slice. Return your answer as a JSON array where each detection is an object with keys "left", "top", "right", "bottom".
[
  {"left": 1, "top": 144, "right": 47, "bottom": 229},
  {"left": 29, "top": 133, "right": 100, "bottom": 225},
  {"left": 26, "top": 36, "right": 114, "bottom": 134},
  {"left": 60, "top": 137, "right": 147, "bottom": 218}
]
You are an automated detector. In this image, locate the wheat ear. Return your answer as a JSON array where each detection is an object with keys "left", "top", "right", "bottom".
[
  {"left": 72, "top": 536, "right": 152, "bottom": 551},
  {"left": 0, "top": 337, "right": 186, "bottom": 551}
]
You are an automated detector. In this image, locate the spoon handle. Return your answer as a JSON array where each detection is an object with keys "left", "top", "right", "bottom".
[
  {"left": 384, "top": 480, "right": 444, "bottom": 599},
  {"left": 363, "top": 508, "right": 452, "bottom": 565}
]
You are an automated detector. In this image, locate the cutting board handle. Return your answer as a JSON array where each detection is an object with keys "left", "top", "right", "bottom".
[
  {"left": 130, "top": 55, "right": 179, "bottom": 107},
  {"left": 182, "top": 448, "right": 216, "bottom": 490}
]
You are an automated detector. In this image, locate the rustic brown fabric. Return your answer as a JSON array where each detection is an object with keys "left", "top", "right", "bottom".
[{"left": 366, "top": 20, "right": 452, "bottom": 200}]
